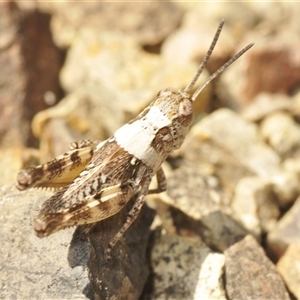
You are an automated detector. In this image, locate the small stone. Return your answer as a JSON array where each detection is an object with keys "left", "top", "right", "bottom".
[
  {"left": 241, "top": 92, "right": 292, "bottom": 122},
  {"left": 260, "top": 111, "right": 300, "bottom": 158},
  {"left": 225, "top": 235, "right": 290, "bottom": 300},
  {"left": 32, "top": 91, "right": 107, "bottom": 158},
  {"left": 267, "top": 197, "right": 300, "bottom": 260},
  {"left": 271, "top": 170, "right": 300, "bottom": 206},
  {"left": 232, "top": 176, "right": 280, "bottom": 237},
  {"left": 277, "top": 244, "right": 300, "bottom": 299}
]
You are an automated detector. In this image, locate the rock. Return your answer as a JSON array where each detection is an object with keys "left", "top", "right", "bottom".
[
  {"left": 241, "top": 92, "right": 292, "bottom": 122},
  {"left": 32, "top": 91, "right": 107, "bottom": 158},
  {"left": 0, "top": 185, "right": 89, "bottom": 298},
  {"left": 283, "top": 157, "right": 300, "bottom": 176},
  {"left": 220, "top": 34, "right": 300, "bottom": 109},
  {"left": 277, "top": 244, "right": 300, "bottom": 299},
  {"left": 87, "top": 196, "right": 155, "bottom": 300},
  {"left": 161, "top": 1, "right": 259, "bottom": 71},
  {"left": 37, "top": 2, "right": 183, "bottom": 48},
  {"left": 292, "top": 89, "right": 300, "bottom": 116},
  {"left": 0, "top": 183, "right": 155, "bottom": 299},
  {"left": 161, "top": 26, "right": 234, "bottom": 73},
  {"left": 271, "top": 169, "right": 300, "bottom": 207},
  {"left": 267, "top": 197, "right": 300, "bottom": 261},
  {"left": 232, "top": 176, "right": 280, "bottom": 237},
  {"left": 160, "top": 164, "right": 248, "bottom": 252},
  {"left": 182, "top": 108, "right": 282, "bottom": 199},
  {"left": 191, "top": 109, "right": 281, "bottom": 177},
  {"left": 260, "top": 111, "right": 300, "bottom": 159},
  {"left": 0, "top": 148, "right": 24, "bottom": 186},
  {"left": 0, "top": 2, "right": 63, "bottom": 148},
  {"left": 145, "top": 233, "right": 226, "bottom": 299},
  {"left": 225, "top": 235, "right": 290, "bottom": 300},
  {"left": 57, "top": 29, "right": 209, "bottom": 136}
]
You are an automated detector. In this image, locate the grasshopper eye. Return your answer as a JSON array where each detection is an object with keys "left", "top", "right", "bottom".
[{"left": 177, "top": 99, "right": 193, "bottom": 127}]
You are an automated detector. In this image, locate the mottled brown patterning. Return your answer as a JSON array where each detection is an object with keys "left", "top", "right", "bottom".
[{"left": 16, "top": 20, "right": 253, "bottom": 260}]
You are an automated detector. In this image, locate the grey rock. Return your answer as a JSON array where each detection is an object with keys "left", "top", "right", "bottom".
[
  {"left": 182, "top": 108, "right": 282, "bottom": 201},
  {"left": 161, "top": 164, "right": 248, "bottom": 252},
  {"left": 146, "top": 233, "right": 226, "bottom": 300},
  {"left": 0, "top": 185, "right": 88, "bottom": 299}
]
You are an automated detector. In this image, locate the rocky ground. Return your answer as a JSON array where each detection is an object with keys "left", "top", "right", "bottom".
[{"left": 1, "top": 2, "right": 300, "bottom": 299}]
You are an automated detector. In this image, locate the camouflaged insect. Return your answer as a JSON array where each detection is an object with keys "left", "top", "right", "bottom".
[{"left": 16, "top": 20, "right": 253, "bottom": 259}]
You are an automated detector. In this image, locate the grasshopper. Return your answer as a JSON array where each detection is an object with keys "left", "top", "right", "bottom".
[{"left": 16, "top": 20, "right": 253, "bottom": 258}]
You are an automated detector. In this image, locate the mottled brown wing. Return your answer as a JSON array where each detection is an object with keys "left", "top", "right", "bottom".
[
  {"left": 32, "top": 138, "right": 151, "bottom": 237},
  {"left": 32, "top": 181, "right": 135, "bottom": 237},
  {"left": 39, "top": 139, "right": 149, "bottom": 210},
  {"left": 16, "top": 146, "right": 95, "bottom": 190}
]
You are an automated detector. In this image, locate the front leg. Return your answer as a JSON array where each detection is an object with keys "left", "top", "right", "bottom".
[
  {"left": 105, "top": 175, "right": 152, "bottom": 260},
  {"left": 147, "top": 167, "right": 167, "bottom": 195}
]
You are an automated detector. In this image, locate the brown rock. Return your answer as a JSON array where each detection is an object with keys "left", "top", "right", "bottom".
[
  {"left": 221, "top": 35, "right": 300, "bottom": 108},
  {"left": 244, "top": 40, "right": 300, "bottom": 101},
  {"left": 225, "top": 235, "right": 290, "bottom": 300},
  {"left": 0, "top": 2, "right": 64, "bottom": 148},
  {"left": 87, "top": 195, "right": 155, "bottom": 300}
]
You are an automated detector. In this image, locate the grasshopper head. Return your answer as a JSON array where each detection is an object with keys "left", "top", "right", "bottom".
[{"left": 152, "top": 88, "right": 194, "bottom": 150}]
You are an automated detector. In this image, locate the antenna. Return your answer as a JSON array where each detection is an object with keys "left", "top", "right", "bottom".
[
  {"left": 184, "top": 19, "right": 225, "bottom": 94},
  {"left": 192, "top": 43, "right": 253, "bottom": 101},
  {"left": 182, "top": 20, "right": 254, "bottom": 102}
]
